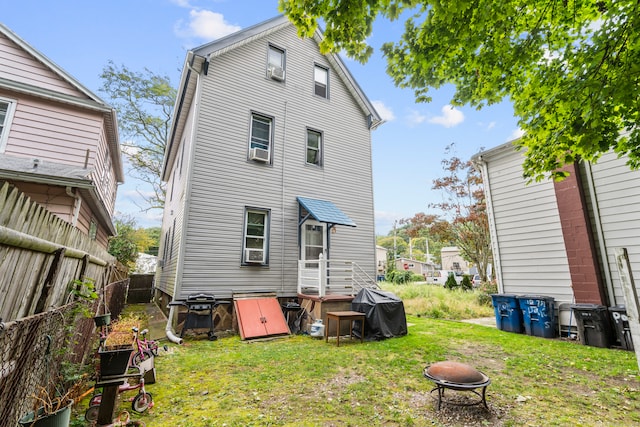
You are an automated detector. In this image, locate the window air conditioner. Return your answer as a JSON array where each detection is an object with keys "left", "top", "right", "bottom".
[
  {"left": 245, "top": 248, "right": 265, "bottom": 263},
  {"left": 250, "top": 147, "right": 270, "bottom": 162},
  {"left": 268, "top": 66, "right": 285, "bottom": 81}
]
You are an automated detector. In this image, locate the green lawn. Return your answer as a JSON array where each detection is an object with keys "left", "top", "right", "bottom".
[{"left": 75, "top": 285, "right": 640, "bottom": 426}]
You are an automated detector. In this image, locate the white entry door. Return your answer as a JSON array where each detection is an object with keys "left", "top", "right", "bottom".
[{"left": 301, "top": 221, "right": 326, "bottom": 267}]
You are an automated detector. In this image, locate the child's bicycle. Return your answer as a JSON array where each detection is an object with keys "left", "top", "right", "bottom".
[
  {"left": 130, "top": 327, "right": 168, "bottom": 367},
  {"left": 85, "top": 372, "right": 154, "bottom": 422}
]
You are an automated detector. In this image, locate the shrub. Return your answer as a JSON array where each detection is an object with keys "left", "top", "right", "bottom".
[
  {"left": 460, "top": 275, "right": 473, "bottom": 291},
  {"left": 410, "top": 273, "right": 425, "bottom": 282},
  {"left": 444, "top": 272, "right": 459, "bottom": 290}
]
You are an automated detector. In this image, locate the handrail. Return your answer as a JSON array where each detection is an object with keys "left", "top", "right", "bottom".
[{"left": 297, "top": 257, "right": 379, "bottom": 297}]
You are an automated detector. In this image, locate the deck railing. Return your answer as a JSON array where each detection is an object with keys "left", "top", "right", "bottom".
[{"left": 297, "top": 254, "right": 379, "bottom": 297}]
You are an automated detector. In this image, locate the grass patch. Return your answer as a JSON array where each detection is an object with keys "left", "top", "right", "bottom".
[{"left": 74, "top": 285, "right": 640, "bottom": 426}]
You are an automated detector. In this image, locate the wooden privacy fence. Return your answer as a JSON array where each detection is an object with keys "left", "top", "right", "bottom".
[{"left": 0, "top": 181, "right": 124, "bottom": 321}]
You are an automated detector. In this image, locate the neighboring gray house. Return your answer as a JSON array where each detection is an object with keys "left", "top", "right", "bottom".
[
  {"left": 472, "top": 140, "right": 640, "bottom": 338},
  {"left": 154, "top": 15, "right": 382, "bottom": 313}
]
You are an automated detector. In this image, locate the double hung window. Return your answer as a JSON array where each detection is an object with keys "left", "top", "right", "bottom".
[
  {"left": 0, "top": 98, "right": 16, "bottom": 152},
  {"left": 314, "top": 65, "right": 328, "bottom": 98},
  {"left": 267, "top": 45, "right": 285, "bottom": 81},
  {"left": 243, "top": 208, "right": 269, "bottom": 265},
  {"left": 306, "top": 129, "right": 322, "bottom": 166},
  {"left": 249, "top": 113, "right": 273, "bottom": 162}
]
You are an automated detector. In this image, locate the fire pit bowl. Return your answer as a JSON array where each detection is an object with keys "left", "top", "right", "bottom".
[{"left": 423, "top": 361, "right": 491, "bottom": 410}]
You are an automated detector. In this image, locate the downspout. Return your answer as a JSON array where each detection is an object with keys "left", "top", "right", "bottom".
[
  {"left": 165, "top": 54, "right": 200, "bottom": 345},
  {"left": 584, "top": 161, "right": 616, "bottom": 305},
  {"left": 65, "top": 186, "right": 81, "bottom": 226},
  {"left": 281, "top": 100, "right": 288, "bottom": 294}
]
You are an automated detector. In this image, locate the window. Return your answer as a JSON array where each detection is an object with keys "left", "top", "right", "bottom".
[
  {"left": 0, "top": 98, "right": 16, "bottom": 152},
  {"left": 243, "top": 208, "right": 269, "bottom": 265},
  {"left": 249, "top": 113, "right": 273, "bottom": 162},
  {"left": 267, "top": 45, "right": 285, "bottom": 81},
  {"left": 306, "top": 129, "right": 322, "bottom": 166},
  {"left": 314, "top": 65, "right": 328, "bottom": 98},
  {"left": 89, "top": 220, "right": 97, "bottom": 240}
]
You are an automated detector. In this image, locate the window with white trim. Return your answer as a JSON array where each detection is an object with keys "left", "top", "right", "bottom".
[
  {"left": 267, "top": 45, "right": 285, "bottom": 81},
  {"left": 0, "top": 97, "right": 17, "bottom": 152},
  {"left": 249, "top": 113, "right": 273, "bottom": 163},
  {"left": 306, "top": 129, "right": 323, "bottom": 166},
  {"left": 243, "top": 208, "right": 269, "bottom": 265},
  {"left": 314, "top": 65, "right": 328, "bottom": 98}
]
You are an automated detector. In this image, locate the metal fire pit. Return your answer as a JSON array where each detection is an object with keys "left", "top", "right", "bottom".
[{"left": 423, "top": 361, "right": 491, "bottom": 410}]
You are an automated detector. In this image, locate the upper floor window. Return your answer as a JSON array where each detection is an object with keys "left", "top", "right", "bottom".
[
  {"left": 243, "top": 208, "right": 269, "bottom": 265},
  {"left": 249, "top": 113, "right": 273, "bottom": 163},
  {"left": 314, "top": 65, "right": 328, "bottom": 98},
  {"left": 306, "top": 129, "right": 323, "bottom": 166},
  {"left": 0, "top": 97, "right": 17, "bottom": 153},
  {"left": 267, "top": 45, "right": 285, "bottom": 82},
  {"left": 88, "top": 220, "right": 97, "bottom": 240}
]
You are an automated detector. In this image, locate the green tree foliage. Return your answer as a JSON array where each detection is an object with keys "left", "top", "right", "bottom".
[
  {"left": 431, "top": 144, "right": 492, "bottom": 281},
  {"left": 108, "top": 216, "right": 155, "bottom": 269},
  {"left": 281, "top": 0, "right": 640, "bottom": 180},
  {"left": 100, "top": 61, "right": 177, "bottom": 211},
  {"left": 460, "top": 274, "right": 473, "bottom": 291}
]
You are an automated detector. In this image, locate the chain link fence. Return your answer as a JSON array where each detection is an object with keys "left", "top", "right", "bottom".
[{"left": 0, "top": 278, "right": 129, "bottom": 426}]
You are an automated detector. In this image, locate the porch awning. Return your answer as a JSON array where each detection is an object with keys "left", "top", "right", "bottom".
[{"left": 297, "top": 196, "right": 357, "bottom": 227}]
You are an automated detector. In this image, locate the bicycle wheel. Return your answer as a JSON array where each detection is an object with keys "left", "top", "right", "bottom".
[
  {"left": 131, "top": 350, "right": 153, "bottom": 366},
  {"left": 85, "top": 404, "right": 100, "bottom": 422},
  {"left": 132, "top": 391, "right": 153, "bottom": 412}
]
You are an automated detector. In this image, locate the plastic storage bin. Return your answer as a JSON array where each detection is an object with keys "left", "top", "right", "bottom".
[
  {"left": 570, "top": 304, "right": 612, "bottom": 348},
  {"left": 517, "top": 295, "right": 556, "bottom": 338},
  {"left": 490, "top": 294, "right": 523, "bottom": 333},
  {"left": 608, "top": 305, "right": 634, "bottom": 351}
]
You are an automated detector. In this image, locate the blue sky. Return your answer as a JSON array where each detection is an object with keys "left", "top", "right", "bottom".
[{"left": 2, "top": 0, "right": 521, "bottom": 235}]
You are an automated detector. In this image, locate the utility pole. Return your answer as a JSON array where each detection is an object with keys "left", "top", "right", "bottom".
[{"left": 393, "top": 220, "right": 397, "bottom": 261}]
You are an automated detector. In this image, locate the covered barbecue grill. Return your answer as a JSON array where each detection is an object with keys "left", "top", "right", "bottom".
[{"left": 171, "top": 293, "right": 227, "bottom": 341}]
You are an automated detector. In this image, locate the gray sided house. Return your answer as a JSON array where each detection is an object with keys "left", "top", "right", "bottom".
[
  {"left": 154, "top": 16, "right": 382, "bottom": 312},
  {"left": 473, "top": 140, "right": 640, "bottom": 341}
]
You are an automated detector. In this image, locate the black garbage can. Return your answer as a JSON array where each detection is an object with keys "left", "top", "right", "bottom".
[
  {"left": 570, "top": 304, "right": 612, "bottom": 348},
  {"left": 517, "top": 295, "right": 556, "bottom": 338},
  {"left": 608, "top": 305, "right": 634, "bottom": 351},
  {"left": 490, "top": 294, "right": 523, "bottom": 333}
]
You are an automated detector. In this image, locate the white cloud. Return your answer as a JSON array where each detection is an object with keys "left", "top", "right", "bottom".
[
  {"left": 407, "top": 109, "right": 427, "bottom": 126},
  {"left": 507, "top": 128, "right": 525, "bottom": 141},
  {"left": 372, "top": 100, "right": 395, "bottom": 122},
  {"left": 427, "top": 105, "right": 464, "bottom": 128},
  {"left": 486, "top": 121, "right": 496, "bottom": 130},
  {"left": 174, "top": 10, "right": 241, "bottom": 40},
  {"left": 169, "top": 0, "right": 192, "bottom": 7}
]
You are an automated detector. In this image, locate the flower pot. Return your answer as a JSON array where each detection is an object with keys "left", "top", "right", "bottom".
[
  {"left": 99, "top": 347, "right": 134, "bottom": 377},
  {"left": 93, "top": 313, "right": 111, "bottom": 327},
  {"left": 18, "top": 400, "right": 72, "bottom": 427}
]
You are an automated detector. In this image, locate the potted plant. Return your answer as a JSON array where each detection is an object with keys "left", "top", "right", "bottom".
[{"left": 18, "top": 385, "right": 74, "bottom": 427}]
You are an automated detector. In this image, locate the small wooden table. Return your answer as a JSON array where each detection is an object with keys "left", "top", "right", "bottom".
[{"left": 325, "top": 311, "right": 365, "bottom": 346}]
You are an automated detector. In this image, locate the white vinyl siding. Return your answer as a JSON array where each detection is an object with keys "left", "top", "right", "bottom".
[
  {"left": 587, "top": 151, "right": 640, "bottom": 306},
  {"left": 482, "top": 146, "right": 573, "bottom": 303}
]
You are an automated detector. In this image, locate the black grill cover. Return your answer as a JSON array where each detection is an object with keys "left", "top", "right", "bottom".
[{"left": 351, "top": 288, "right": 407, "bottom": 340}]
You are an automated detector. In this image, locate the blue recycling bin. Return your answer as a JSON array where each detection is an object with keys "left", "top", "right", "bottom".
[
  {"left": 491, "top": 294, "right": 523, "bottom": 333},
  {"left": 517, "top": 295, "right": 556, "bottom": 338}
]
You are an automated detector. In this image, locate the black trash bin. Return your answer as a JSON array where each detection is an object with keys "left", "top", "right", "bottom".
[
  {"left": 608, "top": 305, "right": 634, "bottom": 351},
  {"left": 570, "top": 304, "right": 612, "bottom": 348},
  {"left": 517, "top": 295, "right": 556, "bottom": 338}
]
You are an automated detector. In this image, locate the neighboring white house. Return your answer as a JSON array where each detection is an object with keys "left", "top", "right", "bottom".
[
  {"left": 154, "top": 15, "right": 382, "bottom": 305},
  {"left": 472, "top": 140, "right": 640, "bottom": 342},
  {"left": 440, "top": 247, "right": 469, "bottom": 274},
  {"left": 376, "top": 245, "right": 388, "bottom": 278}
]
